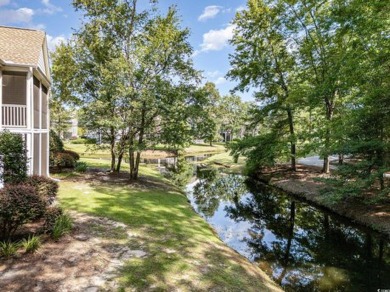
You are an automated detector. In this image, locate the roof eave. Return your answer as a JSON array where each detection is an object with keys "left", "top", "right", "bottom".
[
  {"left": 35, "top": 66, "right": 51, "bottom": 86},
  {"left": 0, "top": 61, "right": 36, "bottom": 68}
]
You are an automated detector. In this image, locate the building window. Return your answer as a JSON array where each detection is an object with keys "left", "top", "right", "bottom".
[{"left": 2, "top": 71, "right": 27, "bottom": 105}]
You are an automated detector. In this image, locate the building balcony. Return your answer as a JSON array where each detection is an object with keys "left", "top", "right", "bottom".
[{"left": 2, "top": 104, "right": 27, "bottom": 128}]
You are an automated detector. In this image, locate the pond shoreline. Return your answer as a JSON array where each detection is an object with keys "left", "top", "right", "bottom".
[{"left": 254, "top": 164, "right": 390, "bottom": 239}]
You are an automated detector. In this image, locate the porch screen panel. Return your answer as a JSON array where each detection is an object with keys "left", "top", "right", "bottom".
[
  {"left": 41, "top": 85, "right": 48, "bottom": 129},
  {"left": 34, "top": 77, "right": 40, "bottom": 129},
  {"left": 33, "top": 133, "right": 40, "bottom": 175},
  {"left": 2, "top": 71, "right": 27, "bottom": 105},
  {"left": 41, "top": 133, "right": 48, "bottom": 175}
]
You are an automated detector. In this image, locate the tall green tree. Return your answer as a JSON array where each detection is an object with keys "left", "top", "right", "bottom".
[
  {"left": 228, "top": 0, "right": 298, "bottom": 170},
  {"left": 54, "top": 1, "right": 201, "bottom": 180},
  {"left": 281, "top": 0, "right": 354, "bottom": 173},
  {"left": 192, "top": 82, "right": 223, "bottom": 146},
  {"left": 219, "top": 94, "right": 250, "bottom": 141}
]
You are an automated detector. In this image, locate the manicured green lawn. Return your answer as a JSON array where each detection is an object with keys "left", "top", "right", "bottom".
[
  {"left": 64, "top": 142, "right": 226, "bottom": 160},
  {"left": 202, "top": 152, "right": 246, "bottom": 174},
  {"left": 57, "top": 168, "right": 280, "bottom": 291},
  {"left": 183, "top": 143, "right": 226, "bottom": 154},
  {"left": 64, "top": 143, "right": 112, "bottom": 159}
]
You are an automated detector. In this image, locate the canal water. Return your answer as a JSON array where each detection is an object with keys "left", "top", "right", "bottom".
[{"left": 186, "top": 170, "right": 390, "bottom": 291}]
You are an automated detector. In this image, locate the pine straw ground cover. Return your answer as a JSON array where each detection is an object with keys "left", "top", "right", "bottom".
[{"left": 56, "top": 170, "right": 281, "bottom": 291}]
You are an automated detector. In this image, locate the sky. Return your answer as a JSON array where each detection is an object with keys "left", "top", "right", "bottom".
[{"left": 0, "top": 0, "right": 254, "bottom": 101}]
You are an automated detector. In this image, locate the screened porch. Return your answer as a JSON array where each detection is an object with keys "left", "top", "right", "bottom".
[{"left": 1, "top": 71, "right": 48, "bottom": 129}]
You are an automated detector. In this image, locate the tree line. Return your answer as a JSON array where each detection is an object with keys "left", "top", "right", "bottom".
[
  {"left": 228, "top": 0, "right": 389, "bottom": 199},
  {"left": 51, "top": 0, "right": 249, "bottom": 180}
]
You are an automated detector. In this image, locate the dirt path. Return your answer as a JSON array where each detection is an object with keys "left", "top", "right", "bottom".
[{"left": 0, "top": 212, "right": 147, "bottom": 292}]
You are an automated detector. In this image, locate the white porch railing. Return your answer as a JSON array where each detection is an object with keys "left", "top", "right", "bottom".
[{"left": 2, "top": 104, "right": 27, "bottom": 127}]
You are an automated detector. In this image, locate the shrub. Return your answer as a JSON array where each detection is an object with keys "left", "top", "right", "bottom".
[
  {"left": 0, "top": 130, "right": 28, "bottom": 184},
  {"left": 53, "top": 152, "right": 76, "bottom": 169},
  {"left": 24, "top": 175, "right": 58, "bottom": 203},
  {"left": 43, "top": 206, "right": 63, "bottom": 233},
  {"left": 0, "top": 241, "right": 19, "bottom": 258},
  {"left": 0, "top": 184, "right": 46, "bottom": 240},
  {"left": 52, "top": 214, "right": 73, "bottom": 240},
  {"left": 62, "top": 150, "right": 80, "bottom": 161},
  {"left": 21, "top": 235, "right": 41, "bottom": 253},
  {"left": 75, "top": 161, "right": 88, "bottom": 172},
  {"left": 49, "top": 130, "right": 64, "bottom": 153}
]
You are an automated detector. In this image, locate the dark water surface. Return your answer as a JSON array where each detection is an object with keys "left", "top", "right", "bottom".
[{"left": 186, "top": 171, "right": 390, "bottom": 291}]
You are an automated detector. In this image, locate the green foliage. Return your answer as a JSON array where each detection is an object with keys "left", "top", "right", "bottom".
[
  {"left": 50, "top": 131, "right": 81, "bottom": 171},
  {"left": 70, "top": 138, "right": 96, "bottom": 144},
  {"left": 49, "top": 129, "right": 64, "bottom": 153},
  {"left": 193, "top": 172, "right": 247, "bottom": 218},
  {"left": 21, "top": 235, "right": 41, "bottom": 254},
  {"left": 0, "top": 185, "right": 46, "bottom": 240},
  {"left": 51, "top": 214, "right": 73, "bottom": 240},
  {"left": 49, "top": 98, "right": 73, "bottom": 139},
  {"left": 228, "top": 133, "right": 289, "bottom": 174},
  {"left": 0, "top": 241, "right": 19, "bottom": 258},
  {"left": 50, "top": 130, "right": 65, "bottom": 168},
  {"left": 165, "top": 155, "right": 193, "bottom": 187},
  {"left": 52, "top": 1, "right": 202, "bottom": 178},
  {"left": 24, "top": 175, "right": 58, "bottom": 201},
  {"left": 62, "top": 150, "right": 80, "bottom": 161},
  {"left": 0, "top": 131, "right": 28, "bottom": 184},
  {"left": 228, "top": 0, "right": 298, "bottom": 170},
  {"left": 75, "top": 161, "right": 88, "bottom": 172},
  {"left": 43, "top": 206, "right": 63, "bottom": 233},
  {"left": 226, "top": 0, "right": 389, "bottom": 203},
  {"left": 53, "top": 152, "right": 76, "bottom": 169}
]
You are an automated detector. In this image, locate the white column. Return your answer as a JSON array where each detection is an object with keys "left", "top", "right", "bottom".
[
  {"left": 26, "top": 68, "right": 33, "bottom": 130},
  {"left": 26, "top": 133, "right": 33, "bottom": 175},
  {"left": 39, "top": 80, "right": 42, "bottom": 129},
  {"left": 46, "top": 89, "right": 50, "bottom": 176},
  {"left": 38, "top": 80, "right": 42, "bottom": 175},
  {"left": 0, "top": 70, "right": 2, "bottom": 130}
]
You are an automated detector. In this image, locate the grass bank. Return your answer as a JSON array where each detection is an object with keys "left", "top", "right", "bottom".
[
  {"left": 64, "top": 142, "right": 226, "bottom": 160},
  {"left": 57, "top": 166, "right": 280, "bottom": 291},
  {"left": 202, "top": 152, "right": 246, "bottom": 174}
]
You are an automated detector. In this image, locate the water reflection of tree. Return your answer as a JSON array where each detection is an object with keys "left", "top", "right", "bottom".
[
  {"left": 192, "top": 170, "right": 247, "bottom": 218},
  {"left": 165, "top": 154, "right": 193, "bottom": 187},
  {"left": 224, "top": 179, "right": 390, "bottom": 291}
]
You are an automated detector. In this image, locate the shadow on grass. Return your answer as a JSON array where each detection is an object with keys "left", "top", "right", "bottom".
[{"left": 59, "top": 179, "right": 281, "bottom": 291}]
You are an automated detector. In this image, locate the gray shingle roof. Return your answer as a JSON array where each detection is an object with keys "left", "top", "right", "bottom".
[{"left": 0, "top": 26, "right": 46, "bottom": 67}]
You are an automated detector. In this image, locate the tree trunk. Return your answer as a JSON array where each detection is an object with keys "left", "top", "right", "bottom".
[
  {"left": 338, "top": 153, "right": 344, "bottom": 165},
  {"left": 323, "top": 154, "right": 330, "bottom": 174},
  {"left": 129, "top": 102, "right": 146, "bottom": 180},
  {"left": 129, "top": 135, "right": 136, "bottom": 179},
  {"left": 287, "top": 107, "right": 296, "bottom": 171},
  {"left": 323, "top": 102, "right": 333, "bottom": 174},
  {"left": 116, "top": 152, "right": 124, "bottom": 173},
  {"left": 116, "top": 133, "right": 127, "bottom": 173},
  {"left": 277, "top": 201, "right": 295, "bottom": 283},
  {"left": 109, "top": 127, "right": 116, "bottom": 172}
]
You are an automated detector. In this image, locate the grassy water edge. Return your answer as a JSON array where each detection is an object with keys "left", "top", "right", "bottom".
[
  {"left": 57, "top": 164, "right": 280, "bottom": 290},
  {"left": 64, "top": 142, "right": 226, "bottom": 159}
]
